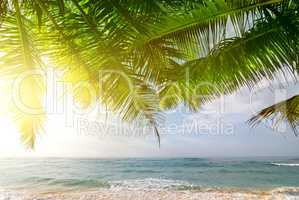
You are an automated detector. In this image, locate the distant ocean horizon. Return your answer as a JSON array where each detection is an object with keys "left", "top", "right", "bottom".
[{"left": 1, "top": 157, "right": 299, "bottom": 199}]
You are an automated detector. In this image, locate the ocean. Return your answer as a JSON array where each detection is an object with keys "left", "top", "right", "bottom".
[{"left": 1, "top": 157, "right": 299, "bottom": 199}]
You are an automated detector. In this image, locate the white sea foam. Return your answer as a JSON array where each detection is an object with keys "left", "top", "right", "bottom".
[
  {"left": 271, "top": 163, "right": 299, "bottom": 167},
  {"left": 109, "top": 178, "right": 192, "bottom": 191},
  {"left": 0, "top": 189, "right": 24, "bottom": 200}
]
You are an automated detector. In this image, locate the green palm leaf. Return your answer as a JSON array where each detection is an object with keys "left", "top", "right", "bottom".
[
  {"left": 248, "top": 95, "right": 299, "bottom": 135},
  {"left": 139, "top": 0, "right": 285, "bottom": 59},
  {"left": 0, "top": 0, "right": 46, "bottom": 148}
]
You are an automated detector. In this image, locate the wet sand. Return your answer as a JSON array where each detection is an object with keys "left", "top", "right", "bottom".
[{"left": 13, "top": 187, "right": 299, "bottom": 200}]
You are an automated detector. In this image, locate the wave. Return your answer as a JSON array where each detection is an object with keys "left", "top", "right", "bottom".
[
  {"left": 110, "top": 178, "right": 195, "bottom": 191},
  {"left": 23, "top": 176, "right": 110, "bottom": 188},
  {"left": 271, "top": 163, "right": 299, "bottom": 167}
]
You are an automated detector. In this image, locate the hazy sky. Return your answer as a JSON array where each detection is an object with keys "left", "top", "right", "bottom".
[{"left": 1, "top": 73, "right": 299, "bottom": 158}]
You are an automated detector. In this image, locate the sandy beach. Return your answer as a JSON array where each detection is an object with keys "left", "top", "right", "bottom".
[{"left": 3, "top": 187, "right": 299, "bottom": 200}]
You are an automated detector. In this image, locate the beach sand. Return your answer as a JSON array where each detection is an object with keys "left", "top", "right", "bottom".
[{"left": 9, "top": 187, "right": 298, "bottom": 200}]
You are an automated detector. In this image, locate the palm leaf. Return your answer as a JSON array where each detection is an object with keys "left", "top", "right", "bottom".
[
  {"left": 0, "top": 0, "right": 7, "bottom": 24},
  {"left": 0, "top": 1, "right": 46, "bottom": 148},
  {"left": 99, "top": 66, "right": 162, "bottom": 144},
  {"left": 36, "top": 0, "right": 164, "bottom": 143},
  {"left": 180, "top": 14, "right": 298, "bottom": 104},
  {"left": 139, "top": 0, "right": 285, "bottom": 59},
  {"left": 248, "top": 95, "right": 299, "bottom": 135}
]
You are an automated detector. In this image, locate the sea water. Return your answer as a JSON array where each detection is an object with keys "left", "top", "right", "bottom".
[{"left": 0, "top": 157, "right": 299, "bottom": 199}]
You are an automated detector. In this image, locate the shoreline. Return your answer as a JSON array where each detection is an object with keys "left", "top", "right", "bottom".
[{"left": 2, "top": 186, "right": 299, "bottom": 200}]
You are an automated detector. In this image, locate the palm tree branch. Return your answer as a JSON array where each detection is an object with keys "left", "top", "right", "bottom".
[
  {"left": 248, "top": 95, "right": 299, "bottom": 136},
  {"left": 146, "top": 0, "right": 284, "bottom": 43},
  {"left": 176, "top": 17, "right": 297, "bottom": 106}
]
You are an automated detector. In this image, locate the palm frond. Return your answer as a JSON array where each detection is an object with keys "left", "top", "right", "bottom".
[
  {"left": 0, "top": 1, "right": 46, "bottom": 148},
  {"left": 248, "top": 95, "right": 299, "bottom": 135},
  {"left": 0, "top": 0, "right": 7, "bottom": 24},
  {"left": 180, "top": 15, "right": 298, "bottom": 104},
  {"left": 99, "top": 67, "right": 162, "bottom": 143},
  {"left": 140, "top": 0, "right": 285, "bottom": 59},
  {"left": 126, "top": 0, "right": 289, "bottom": 96}
]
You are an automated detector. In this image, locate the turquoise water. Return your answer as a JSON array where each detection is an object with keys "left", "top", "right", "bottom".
[{"left": 1, "top": 157, "right": 299, "bottom": 191}]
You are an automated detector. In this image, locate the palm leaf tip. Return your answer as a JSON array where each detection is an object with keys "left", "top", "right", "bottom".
[
  {"left": 152, "top": 123, "right": 161, "bottom": 147},
  {"left": 248, "top": 95, "right": 299, "bottom": 136}
]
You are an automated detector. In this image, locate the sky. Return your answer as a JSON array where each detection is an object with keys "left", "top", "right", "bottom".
[{"left": 1, "top": 71, "right": 299, "bottom": 158}]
